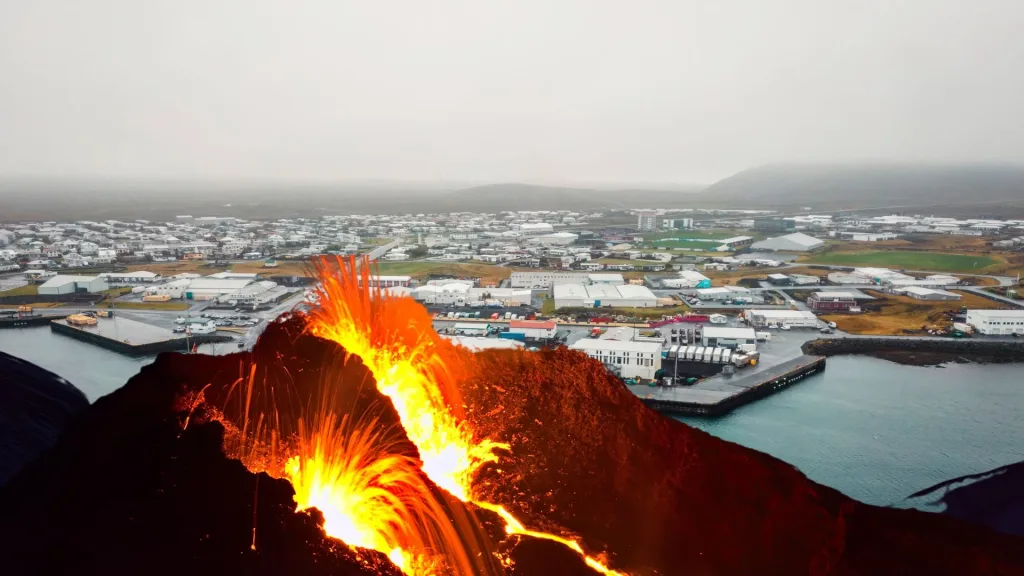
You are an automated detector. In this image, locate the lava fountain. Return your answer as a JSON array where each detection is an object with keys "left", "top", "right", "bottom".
[
  {"left": 214, "top": 255, "right": 623, "bottom": 575},
  {"left": 303, "top": 255, "right": 624, "bottom": 575}
]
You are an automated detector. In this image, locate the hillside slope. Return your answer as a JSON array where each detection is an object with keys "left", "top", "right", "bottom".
[
  {"left": 699, "top": 164, "right": 1024, "bottom": 211},
  {"left": 444, "top": 182, "right": 703, "bottom": 212}
]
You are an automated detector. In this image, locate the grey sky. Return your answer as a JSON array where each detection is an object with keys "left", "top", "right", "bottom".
[{"left": 1, "top": 0, "right": 1022, "bottom": 185}]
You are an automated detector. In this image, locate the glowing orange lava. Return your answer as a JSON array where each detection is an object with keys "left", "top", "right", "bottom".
[{"left": 303, "top": 255, "right": 625, "bottom": 576}]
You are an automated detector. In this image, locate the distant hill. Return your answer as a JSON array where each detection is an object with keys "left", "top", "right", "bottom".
[
  {"left": 443, "top": 183, "right": 703, "bottom": 212},
  {"left": 0, "top": 179, "right": 704, "bottom": 221},
  {"left": 698, "top": 164, "right": 1024, "bottom": 213}
]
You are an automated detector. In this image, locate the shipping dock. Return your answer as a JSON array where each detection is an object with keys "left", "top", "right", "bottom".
[
  {"left": 50, "top": 316, "right": 231, "bottom": 356},
  {"left": 633, "top": 354, "right": 827, "bottom": 417}
]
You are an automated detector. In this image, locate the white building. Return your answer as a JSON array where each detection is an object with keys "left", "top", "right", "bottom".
[
  {"left": 186, "top": 320, "right": 218, "bottom": 335},
  {"left": 220, "top": 280, "right": 282, "bottom": 304},
  {"left": 511, "top": 271, "right": 588, "bottom": 289},
  {"left": 587, "top": 273, "right": 625, "bottom": 286},
  {"left": 450, "top": 322, "right": 489, "bottom": 336},
  {"left": 828, "top": 272, "right": 873, "bottom": 285},
  {"left": 443, "top": 335, "right": 523, "bottom": 351},
  {"left": 508, "top": 320, "right": 557, "bottom": 339},
  {"left": 570, "top": 339, "right": 662, "bottom": 380},
  {"left": 750, "top": 232, "right": 825, "bottom": 252},
  {"left": 744, "top": 309, "right": 820, "bottom": 328},
  {"left": 636, "top": 210, "right": 658, "bottom": 231},
  {"left": 517, "top": 223, "right": 554, "bottom": 236},
  {"left": 467, "top": 288, "right": 532, "bottom": 306},
  {"left": 146, "top": 279, "right": 192, "bottom": 299},
  {"left": 895, "top": 286, "right": 962, "bottom": 301},
  {"left": 99, "top": 271, "right": 162, "bottom": 285},
  {"left": 182, "top": 278, "right": 255, "bottom": 300},
  {"left": 553, "top": 283, "right": 658, "bottom": 308},
  {"left": 661, "top": 270, "right": 712, "bottom": 289},
  {"left": 533, "top": 232, "right": 579, "bottom": 245},
  {"left": 552, "top": 283, "right": 590, "bottom": 308},
  {"left": 701, "top": 327, "right": 757, "bottom": 348},
  {"left": 412, "top": 283, "right": 471, "bottom": 305},
  {"left": 368, "top": 275, "right": 412, "bottom": 288},
  {"left": 38, "top": 275, "right": 109, "bottom": 295},
  {"left": 965, "top": 309, "right": 1024, "bottom": 335}
]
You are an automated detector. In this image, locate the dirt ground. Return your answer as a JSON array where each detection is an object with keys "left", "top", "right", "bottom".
[{"left": 820, "top": 290, "right": 1007, "bottom": 336}]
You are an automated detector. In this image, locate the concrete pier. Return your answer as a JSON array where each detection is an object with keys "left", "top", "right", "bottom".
[
  {"left": 50, "top": 316, "right": 231, "bottom": 356},
  {"left": 632, "top": 355, "right": 827, "bottom": 417}
]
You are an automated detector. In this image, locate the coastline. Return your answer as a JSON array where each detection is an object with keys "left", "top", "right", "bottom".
[{"left": 803, "top": 337, "right": 1024, "bottom": 367}]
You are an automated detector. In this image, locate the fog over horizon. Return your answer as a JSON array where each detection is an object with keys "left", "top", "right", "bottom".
[{"left": 2, "top": 1, "right": 1024, "bottom": 186}]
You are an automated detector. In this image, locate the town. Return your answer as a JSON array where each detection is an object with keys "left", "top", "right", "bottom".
[{"left": 2, "top": 206, "right": 1023, "bottom": 413}]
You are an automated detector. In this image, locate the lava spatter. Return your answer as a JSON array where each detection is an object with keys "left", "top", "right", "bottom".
[{"left": 303, "top": 255, "right": 625, "bottom": 575}]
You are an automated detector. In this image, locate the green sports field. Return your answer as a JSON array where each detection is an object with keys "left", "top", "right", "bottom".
[{"left": 805, "top": 250, "right": 998, "bottom": 273}]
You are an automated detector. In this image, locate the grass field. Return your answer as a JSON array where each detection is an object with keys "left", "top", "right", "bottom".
[
  {"left": 0, "top": 284, "right": 39, "bottom": 297},
  {"left": 541, "top": 296, "right": 556, "bottom": 315},
  {"left": 820, "top": 290, "right": 1005, "bottom": 336},
  {"left": 805, "top": 250, "right": 998, "bottom": 273}
]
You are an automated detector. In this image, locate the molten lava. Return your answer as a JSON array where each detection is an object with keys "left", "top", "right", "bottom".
[{"left": 303, "top": 255, "right": 624, "bottom": 575}]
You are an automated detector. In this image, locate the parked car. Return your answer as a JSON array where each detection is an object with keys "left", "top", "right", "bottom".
[{"left": 172, "top": 326, "right": 186, "bottom": 333}]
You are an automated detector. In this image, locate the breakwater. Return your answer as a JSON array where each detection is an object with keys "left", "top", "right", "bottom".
[
  {"left": 803, "top": 337, "right": 1024, "bottom": 366},
  {"left": 0, "top": 315, "right": 67, "bottom": 328}
]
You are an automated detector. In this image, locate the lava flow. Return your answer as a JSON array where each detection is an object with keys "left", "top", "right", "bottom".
[{"left": 297, "top": 255, "right": 625, "bottom": 575}]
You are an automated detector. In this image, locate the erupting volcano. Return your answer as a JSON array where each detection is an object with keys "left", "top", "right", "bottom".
[
  {"left": 212, "top": 256, "right": 623, "bottom": 575},
  {"left": 2, "top": 257, "right": 1023, "bottom": 576}
]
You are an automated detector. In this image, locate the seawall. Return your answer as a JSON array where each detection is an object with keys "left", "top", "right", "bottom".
[
  {"left": 802, "top": 337, "right": 1024, "bottom": 366},
  {"left": 0, "top": 315, "right": 67, "bottom": 328}
]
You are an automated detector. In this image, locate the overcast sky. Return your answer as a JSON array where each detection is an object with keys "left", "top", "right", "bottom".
[{"left": 1, "top": 1, "right": 1022, "bottom": 185}]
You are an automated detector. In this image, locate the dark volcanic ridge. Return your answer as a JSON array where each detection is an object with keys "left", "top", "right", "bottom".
[
  {"left": 803, "top": 337, "right": 1024, "bottom": 367},
  {"left": 0, "top": 318, "right": 1022, "bottom": 575}
]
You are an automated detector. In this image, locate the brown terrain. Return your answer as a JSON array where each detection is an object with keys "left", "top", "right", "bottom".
[{"left": 819, "top": 290, "right": 1007, "bottom": 336}]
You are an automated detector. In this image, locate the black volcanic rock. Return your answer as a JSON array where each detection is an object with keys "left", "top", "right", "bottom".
[
  {"left": 0, "top": 350, "right": 89, "bottom": 486},
  {"left": 463, "top": 347, "right": 1024, "bottom": 575},
  {"left": 0, "top": 320, "right": 401, "bottom": 576},
  {"left": 2, "top": 320, "right": 1023, "bottom": 576}
]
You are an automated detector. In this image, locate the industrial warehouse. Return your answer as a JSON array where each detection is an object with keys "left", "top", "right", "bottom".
[
  {"left": 750, "top": 232, "right": 825, "bottom": 252},
  {"left": 553, "top": 283, "right": 659, "bottom": 309}
]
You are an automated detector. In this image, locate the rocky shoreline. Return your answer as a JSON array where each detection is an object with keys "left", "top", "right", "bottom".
[{"left": 802, "top": 337, "right": 1024, "bottom": 367}]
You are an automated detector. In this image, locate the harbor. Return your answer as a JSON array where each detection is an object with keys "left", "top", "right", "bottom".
[
  {"left": 633, "top": 354, "right": 827, "bottom": 416},
  {"left": 50, "top": 315, "right": 231, "bottom": 356}
]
